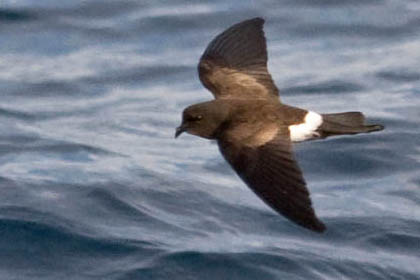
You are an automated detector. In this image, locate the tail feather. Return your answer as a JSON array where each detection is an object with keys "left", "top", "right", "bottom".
[
  {"left": 319, "top": 112, "right": 384, "bottom": 138},
  {"left": 322, "top": 112, "right": 365, "bottom": 126}
]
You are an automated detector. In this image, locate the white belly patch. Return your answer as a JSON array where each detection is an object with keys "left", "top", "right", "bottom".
[{"left": 289, "top": 111, "right": 323, "bottom": 142}]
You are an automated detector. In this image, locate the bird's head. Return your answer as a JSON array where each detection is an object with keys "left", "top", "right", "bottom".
[{"left": 175, "top": 101, "right": 229, "bottom": 139}]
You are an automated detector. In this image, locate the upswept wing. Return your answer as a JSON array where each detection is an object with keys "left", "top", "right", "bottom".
[{"left": 198, "top": 18, "right": 279, "bottom": 99}]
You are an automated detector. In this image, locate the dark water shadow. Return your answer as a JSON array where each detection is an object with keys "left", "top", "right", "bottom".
[
  {"left": 0, "top": 135, "right": 120, "bottom": 159},
  {"left": 119, "top": 250, "right": 322, "bottom": 280},
  {"left": 376, "top": 70, "right": 420, "bottom": 83},
  {"left": 324, "top": 216, "right": 420, "bottom": 256},
  {"left": 83, "top": 65, "right": 193, "bottom": 87},
  {"left": 0, "top": 8, "right": 36, "bottom": 22},
  {"left": 283, "top": 0, "right": 383, "bottom": 6},
  {"left": 293, "top": 17, "right": 420, "bottom": 39},
  {"left": 282, "top": 80, "right": 364, "bottom": 95}
]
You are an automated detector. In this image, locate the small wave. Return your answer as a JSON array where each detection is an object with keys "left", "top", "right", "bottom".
[
  {"left": 0, "top": 8, "right": 35, "bottom": 22},
  {"left": 284, "top": 0, "right": 382, "bottom": 7},
  {"left": 283, "top": 80, "right": 363, "bottom": 95},
  {"left": 119, "top": 250, "right": 310, "bottom": 280},
  {"left": 0, "top": 107, "right": 34, "bottom": 120},
  {"left": 84, "top": 65, "right": 192, "bottom": 87},
  {"left": 10, "top": 81, "right": 85, "bottom": 98},
  {"left": 0, "top": 136, "right": 119, "bottom": 158},
  {"left": 376, "top": 70, "right": 420, "bottom": 82},
  {"left": 368, "top": 232, "right": 420, "bottom": 255},
  {"left": 297, "top": 141, "right": 393, "bottom": 178},
  {"left": 0, "top": 218, "right": 141, "bottom": 254},
  {"left": 293, "top": 18, "right": 420, "bottom": 39}
]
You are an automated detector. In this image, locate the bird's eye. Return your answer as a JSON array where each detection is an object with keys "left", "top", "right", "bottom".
[{"left": 187, "top": 115, "right": 203, "bottom": 122}]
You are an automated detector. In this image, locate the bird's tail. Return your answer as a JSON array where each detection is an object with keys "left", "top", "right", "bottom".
[{"left": 319, "top": 112, "right": 384, "bottom": 138}]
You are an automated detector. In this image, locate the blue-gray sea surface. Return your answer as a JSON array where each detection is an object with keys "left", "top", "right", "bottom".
[{"left": 1, "top": 1, "right": 419, "bottom": 279}]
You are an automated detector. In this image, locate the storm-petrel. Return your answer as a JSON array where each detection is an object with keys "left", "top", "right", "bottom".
[{"left": 175, "top": 18, "right": 384, "bottom": 233}]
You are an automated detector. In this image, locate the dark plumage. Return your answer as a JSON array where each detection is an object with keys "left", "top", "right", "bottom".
[{"left": 175, "top": 18, "right": 384, "bottom": 233}]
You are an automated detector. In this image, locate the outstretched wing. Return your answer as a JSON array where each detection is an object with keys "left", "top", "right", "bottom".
[
  {"left": 198, "top": 18, "right": 279, "bottom": 100},
  {"left": 218, "top": 131, "right": 325, "bottom": 232}
]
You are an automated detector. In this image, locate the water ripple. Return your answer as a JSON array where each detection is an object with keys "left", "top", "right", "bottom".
[{"left": 0, "top": 0, "right": 419, "bottom": 279}]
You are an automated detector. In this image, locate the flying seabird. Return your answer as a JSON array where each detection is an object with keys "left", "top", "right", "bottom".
[{"left": 175, "top": 18, "right": 384, "bottom": 232}]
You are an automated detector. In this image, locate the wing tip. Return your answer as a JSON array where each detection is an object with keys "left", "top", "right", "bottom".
[
  {"left": 240, "top": 17, "right": 265, "bottom": 31},
  {"left": 305, "top": 219, "right": 327, "bottom": 233},
  {"left": 248, "top": 17, "right": 265, "bottom": 25}
]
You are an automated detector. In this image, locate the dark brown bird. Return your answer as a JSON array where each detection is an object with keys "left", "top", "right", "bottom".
[{"left": 175, "top": 18, "right": 384, "bottom": 233}]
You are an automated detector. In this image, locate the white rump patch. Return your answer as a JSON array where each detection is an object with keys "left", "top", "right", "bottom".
[{"left": 289, "top": 111, "right": 323, "bottom": 142}]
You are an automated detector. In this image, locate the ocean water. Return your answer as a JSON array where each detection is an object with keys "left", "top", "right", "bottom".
[{"left": 1, "top": 0, "right": 419, "bottom": 279}]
